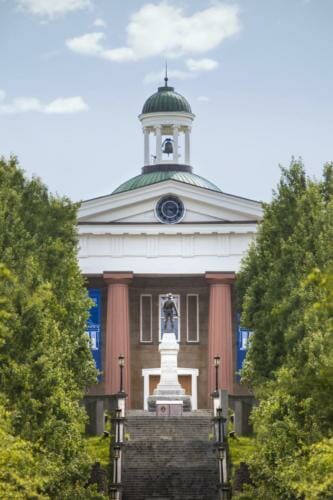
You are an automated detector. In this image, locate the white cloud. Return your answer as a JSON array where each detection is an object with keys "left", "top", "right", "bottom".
[
  {"left": 197, "top": 95, "right": 211, "bottom": 102},
  {"left": 17, "top": 0, "right": 91, "bottom": 18},
  {"left": 66, "top": 2, "right": 241, "bottom": 62},
  {"left": 8, "top": 97, "right": 42, "bottom": 113},
  {"left": 93, "top": 18, "right": 106, "bottom": 28},
  {"left": 186, "top": 58, "right": 218, "bottom": 72},
  {"left": 66, "top": 32, "right": 135, "bottom": 61},
  {"left": 67, "top": 32, "right": 105, "bottom": 56},
  {"left": 0, "top": 90, "right": 88, "bottom": 114},
  {"left": 44, "top": 96, "right": 89, "bottom": 113}
]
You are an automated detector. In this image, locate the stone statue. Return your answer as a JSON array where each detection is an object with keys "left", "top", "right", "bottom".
[{"left": 163, "top": 293, "right": 178, "bottom": 331}]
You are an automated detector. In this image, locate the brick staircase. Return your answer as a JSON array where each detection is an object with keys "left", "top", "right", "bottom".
[{"left": 122, "top": 410, "right": 220, "bottom": 500}]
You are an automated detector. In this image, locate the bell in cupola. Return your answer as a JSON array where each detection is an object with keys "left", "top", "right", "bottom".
[{"left": 162, "top": 138, "right": 173, "bottom": 156}]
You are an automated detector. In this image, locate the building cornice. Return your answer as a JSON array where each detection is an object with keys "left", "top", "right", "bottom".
[{"left": 77, "top": 222, "right": 258, "bottom": 236}]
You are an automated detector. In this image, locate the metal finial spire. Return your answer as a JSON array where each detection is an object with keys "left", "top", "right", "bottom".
[{"left": 164, "top": 61, "right": 168, "bottom": 86}]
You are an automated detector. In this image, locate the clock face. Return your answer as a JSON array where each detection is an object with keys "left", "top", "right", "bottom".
[{"left": 156, "top": 195, "right": 185, "bottom": 224}]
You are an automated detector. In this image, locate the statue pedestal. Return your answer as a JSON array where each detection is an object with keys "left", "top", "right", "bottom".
[{"left": 148, "top": 333, "right": 191, "bottom": 412}]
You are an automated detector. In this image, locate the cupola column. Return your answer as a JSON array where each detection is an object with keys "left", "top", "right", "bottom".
[
  {"left": 155, "top": 125, "right": 162, "bottom": 163},
  {"left": 143, "top": 127, "right": 150, "bottom": 165},
  {"left": 185, "top": 128, "right": 191, "bottom": 165},
  {"left": 173, "top": 126, "right": 179, "bottom": 163}
]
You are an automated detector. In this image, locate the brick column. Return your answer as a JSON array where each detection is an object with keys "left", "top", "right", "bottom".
[
  {"left": 103, "top": 272, "right": 133, "bottom": 406},
  {"left": 205, "top": 272, "right": 235, "bottom": 395}
]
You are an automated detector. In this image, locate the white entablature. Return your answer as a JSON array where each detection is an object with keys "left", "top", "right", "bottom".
[{"left": 77, "top": 180, "right": 262, "bottom": 275}]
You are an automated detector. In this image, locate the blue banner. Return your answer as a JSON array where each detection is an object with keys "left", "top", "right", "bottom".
[
  {"left": 87, "top": 288, "right": 102, "bottom": 379},
  {"left": 236, "top": 315, "right": 252, "bottom": 376}
]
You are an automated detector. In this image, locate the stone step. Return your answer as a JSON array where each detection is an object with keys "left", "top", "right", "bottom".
[
  {"left": 122, "top": 468, "right": 219, "bottom": 500},
  {"left": 126, "top": 409, "right": 213, "bottom": 417},
  {"left": 123, "top": 440, "right": 217, "bottom": 467},
  {"left": 125, "top": 416, "right": 213, "bottom": 442},
  {"left": 121, "top": 414, "right": 219, "bottom": 500}
]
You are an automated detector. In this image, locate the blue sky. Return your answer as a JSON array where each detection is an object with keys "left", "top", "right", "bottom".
[{"left": 0, "top": 0, "right": 332, "bottom": 202}]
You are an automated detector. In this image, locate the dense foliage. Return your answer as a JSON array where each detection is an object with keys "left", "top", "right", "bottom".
[
  {"left": 237, "top": 160, "right": 333, "bottom": 498},
  {"left": 0, "top": 157, "right": 105, "bottom": 498}
]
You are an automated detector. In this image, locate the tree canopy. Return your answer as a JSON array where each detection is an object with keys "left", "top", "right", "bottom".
[
  {"left": 238, "top": 160, "right": 333, "bottom": 385},
  {"left": 0, "top": 157, "right": 104, "bottom": 498},
  {"left": 237, "top": 160, "right": 333, "bottom": 498}
]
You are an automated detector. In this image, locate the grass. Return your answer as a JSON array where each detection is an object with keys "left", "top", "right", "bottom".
[
  {"left": 85, "top": 436, "right": 110, "bottom": 468},
  {"left": 229, "top": 435, "right": 256, "bottom": 469}
]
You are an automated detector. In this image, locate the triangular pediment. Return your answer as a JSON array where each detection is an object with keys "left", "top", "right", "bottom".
[{"left": 78, "top": 180, "right": 262, "bottom": 225}]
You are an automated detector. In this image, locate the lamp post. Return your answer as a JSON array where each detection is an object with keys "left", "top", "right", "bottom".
[
  {"left": 218, "top": 444, "right": 225, "bottom": 481},
  {"left": 118, "top": 354, "right": 125, "bottom": 393},
  {"left": 214, "top": 355, "right": 220, "bottom": 392},
  {"left": 217, "top": 444, "right": 230, "bottom": 499},
  {"left": 218, "top": 443, "right": 231, "bottom": 500},
  {"left": 113, "top": 445, "right": 121, "bottom": 484},
  {"left": 110, "top": 488, "right": 117, "bottom": 500},
  {"left": 115, "top": 408, "right": 122, "bottom": 443},
  {"left": 217, "top": 407, "right": 223, "bottom": 442}
]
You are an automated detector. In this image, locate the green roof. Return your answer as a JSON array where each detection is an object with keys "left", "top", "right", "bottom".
[
  {"left": 112, "top": 170, "right": 221, "bottom": 194},
  {"left": 142, "top": 85, "right": 192, "bottom": 114}
]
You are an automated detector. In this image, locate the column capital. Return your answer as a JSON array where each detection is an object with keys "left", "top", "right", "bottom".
[
  {"left": 103, "top": 272, "right": 133, "bottom": 285},
  {"left": 205, "top": 272, "right": 236, "bottom": 285}
]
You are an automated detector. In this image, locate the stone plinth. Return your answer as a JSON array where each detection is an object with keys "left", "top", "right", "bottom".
[
  {"left": 148, "top": 333, "right": 191, "bottom": 411},
  {"left": 156, "top": 400, "right": 183, "bottom": 416}
]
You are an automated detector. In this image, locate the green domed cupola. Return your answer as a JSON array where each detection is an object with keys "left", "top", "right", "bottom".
[
  {"left": 112, "top": 71, "right": 221, "bottom": 197},
  {"left": 139, "top": 72, "right": 195, "bottom": 167},
  {"left": 142, "top": 85, "right": 192, "bottom": 114}
]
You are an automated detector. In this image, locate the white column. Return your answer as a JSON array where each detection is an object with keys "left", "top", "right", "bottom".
[
  {"left": 156, "top": 126, "right": 162, "bottom": 163},
  {"left": 185, "top": 128, "right": 191, "bottom": 165},
  {"left": 144, "top": 127, "right": 150, "bottom": 165},
  {"left": 191, "top": 371, "right": 199, "bottom": 411},
  {"left": 173, "top": 126, "right": 179, "bottom": 163}
]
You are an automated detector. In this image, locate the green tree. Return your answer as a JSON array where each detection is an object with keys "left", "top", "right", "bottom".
[
  {"left": 236, "top": 160, "right": 333, "bottom": 498},
  {"left": 237, "top": 267, "right": 333, "bottom": 499},
  {"left": 0, "top": 157, "right": 105, "bottom": 497},
  {"left": 238, "top": 159, "right": 333, "bottom": 385}
]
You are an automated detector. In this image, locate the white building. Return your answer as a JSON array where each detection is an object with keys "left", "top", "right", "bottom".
[{"left": 79, "top": 77, "right": 262, "bottom": 410}]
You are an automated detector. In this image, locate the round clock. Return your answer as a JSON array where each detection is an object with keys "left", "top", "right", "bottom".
[{"left": 155, "top": 195, "right": 185, "bottom": 224}]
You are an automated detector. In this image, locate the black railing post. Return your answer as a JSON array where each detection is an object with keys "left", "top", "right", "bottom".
[
  {"left": 118, "top": 354, "right": 125, "bottom": 393},
  {"left": 214, "top": 355, "right": 220, "bottom": 392}
]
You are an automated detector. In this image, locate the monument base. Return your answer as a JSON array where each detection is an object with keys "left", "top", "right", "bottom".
[
  {"left": 148, "top": 331, "right": 192, "bottom": 412},
  {"left": 147, "top": 394, "right": 192, "bottom": 412},
  {"left": 157, "top": 400, "right": 183, "bottom": 416}
]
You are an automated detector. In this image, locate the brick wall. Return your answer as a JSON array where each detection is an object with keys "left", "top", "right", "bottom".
[
  {"left": 85, "top": 274, "right": 251, "bottom": 404},
  {"left": 129, "top": 276, "right": 210, "bottom": 408}
]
